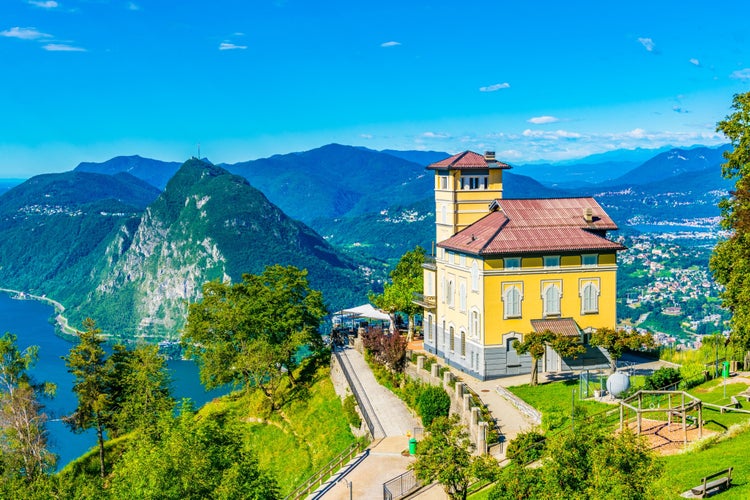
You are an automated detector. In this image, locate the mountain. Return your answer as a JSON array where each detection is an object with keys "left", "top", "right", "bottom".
[
  {"left": 313, "top": 171, "right": 567, "bottom": 263},
  {"left": 0, "top": 161, "right": 369, "bottom": 340},
  {"left": 379, "top": 149, "right": 451, "bottom": 166},
  {"left": 68, "top": 159, "right": 368, "bottom": 339},
  {"left": 0, "top": 171, "right": 161, "bottom": 297},
  {"left": 513, "top": 161, "right": 641, "bottom": 188},
  {"left": 604, "top": 145, "right": 731, "bottom": 186},
  {"left": 222, "top": 143, "right": 432, "bottom": 225},
  {"left": 75, "top": 155, "right": 182, "bottom": 190}
]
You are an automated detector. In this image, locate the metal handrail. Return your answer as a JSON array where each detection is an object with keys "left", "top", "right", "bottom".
[
  {"left": 383, "top": 469, "right": 421, "bottom": 500},
  {"left": 333, "top": 346, "right": 385, "bottom": 438},
  {"left": 284, "top": 441, "right": 365, "bottom": 500}
]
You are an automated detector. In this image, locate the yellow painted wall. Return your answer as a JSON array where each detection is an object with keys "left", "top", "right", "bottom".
[{"left": 481, "top": 254, "right": 618, "bottom": 345}]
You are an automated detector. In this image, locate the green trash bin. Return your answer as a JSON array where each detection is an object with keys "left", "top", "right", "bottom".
[{"left": 409, "top": 438, "right": 417, "bottom": 455}]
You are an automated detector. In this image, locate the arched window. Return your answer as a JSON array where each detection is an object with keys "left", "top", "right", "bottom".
[
  {"left": 582, "top": 282, "right": 599, "bottom": 313},
  {"left": 504, "top": 286, "right": 522, "bottom": 318},
  {"left": 543, "top": 284, "right": 561, "bottom": 316},
  {"left": 459, "top": 281, "right": 467, "bottom": 312},
  {"left": 449, "top": 326, "right": 455, "bottom": 352},
  {"left": 446, "top": 278, "right": 454, "bottom": 307},
  {"left": 460, "top": 330, "right": 466, "bottom": 357},
  {"left": 470, "top": 309, "right": 481, "bottom": 340},
  {"left": 471, "top": 261, "right": 479, "bottom": 291}
]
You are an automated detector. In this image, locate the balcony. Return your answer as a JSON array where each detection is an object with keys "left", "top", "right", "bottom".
[
  {"left": 412, "top": 292, "right": 436, "bottom": 309},
  {"left": 422, "top": 255, "right": 437, "bottom": 271}
]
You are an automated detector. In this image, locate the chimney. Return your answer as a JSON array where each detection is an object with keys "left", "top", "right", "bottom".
[
  {"left": 583, "top": 207, "right": 593, "bottom": 223},
  {"left": 484, "top": 151, "right": 496, "bottom": 162}
]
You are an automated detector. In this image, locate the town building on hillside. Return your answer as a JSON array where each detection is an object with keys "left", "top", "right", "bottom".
[{"left": 414, "top": 151, "right": 625, "bottom": 380}]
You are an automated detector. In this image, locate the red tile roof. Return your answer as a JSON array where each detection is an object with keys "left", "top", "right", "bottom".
[
  {"left": 427, "top": 151, "right": 512, "bottom": 170},
  {"left": 438, "top": 197, "right": 625, "bottom": 256},
  {"left": 531, "top": 318, "right": 582, "bottom": 337}
]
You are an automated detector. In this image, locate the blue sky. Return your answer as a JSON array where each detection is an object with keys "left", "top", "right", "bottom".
[{"left": 1, "top": 0, "right": 749, "bottom": 177}]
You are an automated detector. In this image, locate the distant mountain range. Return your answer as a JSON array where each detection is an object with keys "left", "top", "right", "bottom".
[
  {"left": 0, "top": 161, "right": 369, "bottom": 339},
  {"left": 0, "top": 142, "right": 733, "bottom": 339}
]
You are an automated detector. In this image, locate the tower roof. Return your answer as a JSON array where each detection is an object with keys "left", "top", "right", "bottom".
[
  {"left": 437, "top": 197, "right": 625, "bottom": 256},
  {"left": 426, "top": 151, "right": 512, "bottom": 170}
]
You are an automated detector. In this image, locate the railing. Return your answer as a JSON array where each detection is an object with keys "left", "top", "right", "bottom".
[
  {"left": 333, "top": 346, "right": 386, "bottom": 438},
  {"left": 383, "top": 469, "right": 421, "bottom": 500},
  {"left": 412, "top": 292, "right": 436, "bottom": 308},
  {"left": 422, "top": 255, "right": 437, "bottom": 270},
  {"left": 284, "top": 441, "right": 366, "bottom": 500}
]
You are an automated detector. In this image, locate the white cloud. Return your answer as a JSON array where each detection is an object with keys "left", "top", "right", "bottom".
[
  {"left": 527, "top": 115, "right": 559, "bottom": 124},
  {"left": 522, "top": 129, "right": 581, "bottom": 139},
  {"left": 0, "top": 26, "right": 51, "bottom": 40},
  {"left": 27, "top": 1, "right": 59, "bottom": 8},
  {"left": 730, "top": 68, "right": 750, "bottom": 80},
  {"left": 637, "top": 37, "right": 655, "bottom": 52},
  {"left": 422, "top": 131, "right": 450, "bottom": 139},
  {"left": 127, "top": 2, "right": 140, "bottom": 10},
  {"left": 360, "top": 134, "right": 373, "bottom": 139},
  {"left": 381, "top": 41, "right": 401, "bottom": 47},
  {"left": 43, "top": 43, "right": 86, "bottom": 51},
  {"left": 479, "top": 82, "right": 510, "bottom": 92},
  {"left": 689, "top": 58, "right": 700, "bottom": 66},
  {"left": 219, "top": 42, "right": 247, "bottom": 50}
]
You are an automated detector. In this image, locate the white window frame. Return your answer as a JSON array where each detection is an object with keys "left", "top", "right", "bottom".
[
  {"left": 470, "top": 308, "right": 481, "bottom": 340},
  {"left": 471, "top": 261, "right": 480, "bottom": 291},
  {"left": 581, "top": 282, "right": 600, "bottom": 314},
  {"left": 446, "top": 275, "right": 455, "bottom": 308},
  {"left": 543, "top": 283, "right": 562, "bottom": 317},
  {"left": 503, "top": 285, "right": 522, "bottom": 319},
  {"left": 459, "top": 281, "right": 467, "bottom": 312}
]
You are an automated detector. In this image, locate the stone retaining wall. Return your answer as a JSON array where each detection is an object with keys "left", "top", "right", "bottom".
[{"left": 495, "top": 386, "right": 542, "bottom": 425}]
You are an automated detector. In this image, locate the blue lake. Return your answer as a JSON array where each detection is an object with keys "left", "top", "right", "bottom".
[{"left": 0, "top": 293, "right": 226, "bottom": 469}]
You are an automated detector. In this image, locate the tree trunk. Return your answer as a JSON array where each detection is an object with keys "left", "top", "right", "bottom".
[
  {"left": 388, "top": 312, "right": 397, "bottom": 334},
  {"left": 610, "top": 356, "right": 618, "bottom": 374},
  {"left": 406, "top": 315, "right": 415, "bottom": 343},
  {"left": 96, "top": 419, "right": 105, "bottom": 479},
  {"left": 530, "top": 357, "right": 539, "bottom": 386}
]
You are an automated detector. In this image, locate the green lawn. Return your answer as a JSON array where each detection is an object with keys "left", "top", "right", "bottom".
[
  {"left": 653, "top": 421, "right": 750, "bottom": 498},
  {"left": 508, "top": 378, "right": 614, "bottom": 430}
]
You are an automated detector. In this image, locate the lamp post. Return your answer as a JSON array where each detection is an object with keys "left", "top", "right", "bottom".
[{"left": 339, "top": 479, "right": 352, "bottom": 500}]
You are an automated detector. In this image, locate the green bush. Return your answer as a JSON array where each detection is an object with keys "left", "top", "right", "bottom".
[
  {"left": 542, "top": 407, "right": 568, "bottom": 432},
  {"left": 679, "top": 361, "right": 706, "bottom": 389},
  {"left": 417, "top": 386, "right": 451, "bottom": 427},
  {"left": 506, "top": 430, "right": 546, "bottom": 464},
  {"left": 399, "top": 379, "right": 425, "bottom": 410},
  {"left": 343, "top": 394, "right": 361, "bottom": 429},
  {"left": 644, "top": 367, "right": 682, "bottom": 390}
]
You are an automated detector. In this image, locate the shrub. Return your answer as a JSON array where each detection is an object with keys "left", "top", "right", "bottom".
[
  {"left": 417, "top": 386, "right": 451, "bottom": 427},
  {"left": 343, "top": 394, "right": 361, "bottom": 429},
  {"left": 679, "top": 360, "right": 706, "bottom": 389},
  {"left": 644, "top": 367, "right": 682, "bottom": 390},
  {"left": 400, "top": 379, "right": 425, "bottom": 411},
  {"left": 542, "top": 407, "right": 567, "bottom": 432},
  {"left": 506, "top": 430, "right": 546, "bottom": 464}
]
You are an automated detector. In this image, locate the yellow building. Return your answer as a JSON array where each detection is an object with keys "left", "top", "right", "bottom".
[{"left": 415, "top": 151, "right": 625, "bottom": 379}]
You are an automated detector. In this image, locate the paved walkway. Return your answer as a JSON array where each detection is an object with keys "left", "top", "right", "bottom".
[{"left": 336, "top": 345, "right": 418, "bottom": 437}]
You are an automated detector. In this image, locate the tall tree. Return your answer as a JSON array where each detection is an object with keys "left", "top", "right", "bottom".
[
  {"left": 63, "top": 318, "right": 110, "bottom": 479},
  {"left": 370, "top": 245, "right": 425, "bottom": 338},
  {"left": 711, "top": 91, "right": 750, "bottom": 352},
  {"left": 106, "top": 343, "right": 174, "bottom": 437},
  {"left": 183, "top": 265, "right": 327, "bottom": 410},
  {"left": 589, "top": 327, "right": 655, "bottom": 373},
  {"left": 0, "top": 333, "right": 56, "bottom": 482},
  {"left": 410, "top": 414, "right": 499, "bottom": 500},
  {"left": 514, "top": 330, "right": 585, "bottom": 386}
]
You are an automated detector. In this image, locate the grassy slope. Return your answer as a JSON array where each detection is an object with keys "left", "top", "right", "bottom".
[
  {"left": 506, "top": 376, "right": 750, "bottom": 498},
  {"left": 59, "top": 359, "right": 357, "bottom": 497}
]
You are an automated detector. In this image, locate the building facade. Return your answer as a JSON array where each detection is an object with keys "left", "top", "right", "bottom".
[{"left": 416, "top": 151, "right": 624, "bottom": 380}]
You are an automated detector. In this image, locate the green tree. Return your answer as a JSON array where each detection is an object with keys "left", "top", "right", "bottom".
[
  {"left": 183, "top": 265, "right": 327, "bottom": 410},
  {"left": 711, "top": 92, "right": 750, "bottom": 353},
  {"left": 110, "top": 402, "right": 279, "bottom": 499},
  {"left": 410, "top": 414, "right": 499, "bottom": 500},
  {"left": 370, "top": 245, "right": 425, "bottom": 338},
  {"left": 106, "top": 343, "right": 174, "bottom": 437},
  {"left": 0, "top": 333, "right": 56, "bottom": 482},
  {"left": 589, "top": 327, "right": 655, "bottom": 373},
  {"left": 514, "top": 330, "right": 585, "bottom": 386},
  {"left": 63, "top": 318, "right": 110, "bottom": 479}
]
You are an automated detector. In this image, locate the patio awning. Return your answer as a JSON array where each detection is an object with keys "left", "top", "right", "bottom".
[
  {"left": 334, "top": 303, "right": 391, "bottom": 322},
  {"left": 530, "top": 318, "right": 582, "bottom": 337}
]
